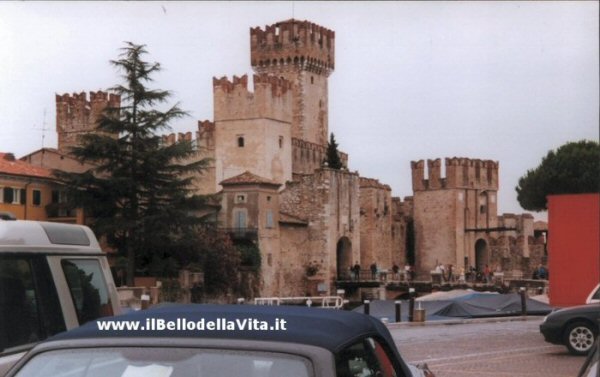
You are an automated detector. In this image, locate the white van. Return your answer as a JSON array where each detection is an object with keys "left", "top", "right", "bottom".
[{"left": 0, "top": 219, "right": 120, "bottom": 375}]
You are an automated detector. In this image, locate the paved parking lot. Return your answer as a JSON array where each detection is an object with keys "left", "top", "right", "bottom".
[{"left": 389, "top": 317, "right": 584, "bottom": 377}]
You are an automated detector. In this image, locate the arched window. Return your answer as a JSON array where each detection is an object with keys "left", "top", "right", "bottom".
[{"left": 237, "top": 136, "right": 245, "bottom": 147}]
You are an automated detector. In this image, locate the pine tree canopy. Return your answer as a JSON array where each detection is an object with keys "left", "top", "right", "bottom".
[
  {"left": 325, "top": 133, "right": 343, "bottom": 169},
  {"left": 515, "top": 140, "right": 600, "bottom": 211},
  {"left": 55, "top": 42, "right": 213, "bottom": 285}
]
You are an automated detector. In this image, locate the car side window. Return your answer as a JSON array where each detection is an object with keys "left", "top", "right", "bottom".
[
  {"left": 335, "top": 337, "right": 399, "bottom": 377},
  {"left": 61, "top": 259, "right": 113, "bottom": 325},
  {"left": 0, "top": 255, "right": 65, "bottom": 353}
]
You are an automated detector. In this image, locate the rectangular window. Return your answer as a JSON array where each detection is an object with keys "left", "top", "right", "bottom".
[
  {"left": 235, "top": 194, "right": 246, "bottom": 204},
  {"left": 3, "top": 187, "right": 13, "bottom": 204},
  {"left": 266, "top": 210, "right": 274, "bottom": 228},
  {"left": 0, "top": 255, "right": 66, "bottom": 351},
  {"left": 234, "top": 210, "right": 247, "bottom": 229},
  {"left": 33, "top": 190, "right": 42, "bottom": 206},
  {"left": 61, "top": 259, "right": 113, "bottom": 325}
]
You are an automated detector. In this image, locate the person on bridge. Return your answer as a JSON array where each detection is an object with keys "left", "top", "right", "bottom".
[
  {"left": 352, "top": 261, "right": 361, "bottom": 281},
  {"left": 370, "top": 262, "right": 378, "bottom": 280}
]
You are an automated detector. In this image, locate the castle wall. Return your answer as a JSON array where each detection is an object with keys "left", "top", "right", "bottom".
[
  {"left": 279, "top": 224, "right": 311, "bottom": 297},
  {"left": 413, "top": 189, "right": 459, "bottom": 275},
  {"left": 56, "top": 91, "right": 120, "bottom": 154},
  {"left": 292, "top": 138, "right": 348, "bottom": 174},
  {"left": 391, "top": 196, "right": 413, "bottom": 267},
  {"left": 359, "top": 178, "right": 394, "bottom": 270},
  {"left": 160, "top": 121, "right": 217, "bottom": 196},
  {"left": 279, "top": 168, "right": 360, "bottom": 295}
]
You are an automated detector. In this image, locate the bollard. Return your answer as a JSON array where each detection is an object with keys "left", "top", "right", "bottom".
[
  {"left": 141, "top": 294, "right": 150, "bottom": 310},
  {"left": 364, "top": 300, "right": 370, "bottom": 315},
  {"left": 519, "top": 287, "right": 527, "bottom": 316},
  {"left": 408, "top": 288, "right": 415, "bottom": 322},
  {"left": 395, "top": 300, "right": 402, "bottom": 323}
]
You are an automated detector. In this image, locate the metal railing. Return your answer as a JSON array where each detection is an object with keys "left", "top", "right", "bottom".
[{"left": 254, "top": 296, "right": 345, "bottom": 309}]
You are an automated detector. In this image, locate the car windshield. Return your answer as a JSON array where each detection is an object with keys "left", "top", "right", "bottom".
[{"left": 13, "top": 347, "right": 312, "bottom": 377}]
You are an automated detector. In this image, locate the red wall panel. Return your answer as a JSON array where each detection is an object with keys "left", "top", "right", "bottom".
[{"left": 548, "top": 193, "right": 600, "bottom": 307}]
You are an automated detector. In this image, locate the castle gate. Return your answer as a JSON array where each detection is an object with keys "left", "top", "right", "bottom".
[
  {"left": 336, "top": 237, "right": 352, "bottom": 280},
  {"left": 475, "top": 239, "right": 488, "bottom": 273}
]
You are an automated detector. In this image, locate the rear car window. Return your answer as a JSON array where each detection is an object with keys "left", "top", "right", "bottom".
[
  {"left": 336, "top": 337, "right": 400, "bottom": 377},
  {"left": 12, "top": 347, "right": 312, "bottom": 377},
  {"left": 61, "top": 259, "right": 113, "bottom": 324},
  {"left": 0, "top": 255, "right": 65, "bottom": 353}
]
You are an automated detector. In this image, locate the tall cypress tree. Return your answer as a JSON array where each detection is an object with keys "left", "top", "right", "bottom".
[
  {"left": 325, "top": 133, "right": 343, "bottom": 169},
  {"left": 55, "top": 43, "right": 210, "bottom": 286}
]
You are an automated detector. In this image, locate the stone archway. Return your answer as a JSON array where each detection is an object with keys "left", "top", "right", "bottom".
[
  {"left": 475, "top": 239, "right": 488, "bottom": 273},
  {"left": 336, "top": 237, "right": 352, "bottom": 280}
]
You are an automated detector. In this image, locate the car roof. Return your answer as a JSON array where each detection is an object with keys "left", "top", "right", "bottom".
[
  {"left": 50, "top": 304, "right": 396, "bottom": 353},
  {"left": 0, "top": 220, "right": 102, "bottom": 253}
]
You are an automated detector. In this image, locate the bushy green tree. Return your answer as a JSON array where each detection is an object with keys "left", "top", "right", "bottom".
[
  {"left": 324, "top": 133, "right": 343, "bottom": 169},
  {"left": 516, "top": 140, "right": 600, "bottom": 211},
  {"left": 55, "top": 43, "right": 210, "bottom": 285}
]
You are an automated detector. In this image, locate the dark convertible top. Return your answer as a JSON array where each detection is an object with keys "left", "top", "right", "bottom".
[{"left": 51, "top": 304, "right": 400, "bottom": 354}]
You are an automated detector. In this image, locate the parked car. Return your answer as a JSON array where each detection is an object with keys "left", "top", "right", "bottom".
[
  {"left": 586, "top": 284, "right": 600, "bottom": 304},
  {"left": 540, "top": 303, "right": 600, "bottom": 355},
  {"left": 0, "top": 219, "right": 120, "bottom": 375},
  {"left": 6, "top": 304, "right": 434, "bottom": 377}
]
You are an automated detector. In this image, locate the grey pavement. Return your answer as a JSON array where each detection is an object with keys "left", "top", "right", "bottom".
[{"left": 389, "top": 316, "right": 583, "bottom": 377}]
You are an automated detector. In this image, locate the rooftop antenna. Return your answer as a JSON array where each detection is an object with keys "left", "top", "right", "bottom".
[
  {"left": 32, "top": 108, "right": 49, "bottom": 167},
  {"left": 40, "top": 108, "right": 48, "bottom": 149}
]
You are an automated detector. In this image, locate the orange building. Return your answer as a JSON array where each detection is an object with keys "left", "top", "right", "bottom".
[
  {"left": 0, "top": 152, "right": 83, "bottom": 223},
  {"left": 547, "top": 193, "right": 600, "bottom": 307}
]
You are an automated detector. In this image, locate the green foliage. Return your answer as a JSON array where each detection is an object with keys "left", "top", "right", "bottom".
[
  {"left": 197, "top": 229, "right": 241, "bottom": 295},
  {"left": 516, "top": 140, "right": 600, "bottom": 211},
  {"left": 325, "top": 133, "right": 343, "bottom": 169},
  {"left": 237, "top": 243, "right": 261, "bottom": 271},
  {"left": 54, "top": 42, "right": 212, "bottom": 285}
]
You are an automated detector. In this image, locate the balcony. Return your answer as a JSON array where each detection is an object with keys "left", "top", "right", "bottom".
[{"left": 222, "top": 227, "right": 258, "bottom": 241}]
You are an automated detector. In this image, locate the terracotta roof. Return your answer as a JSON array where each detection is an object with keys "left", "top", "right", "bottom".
[
  {"left": 279, "top": 212, "right": 308, "bottom": 226},
  {"left": 0, "top": 152, "right": 53, "bottom": 179},
  {"left": 220, "top": 171, "right": 280, "bottom": 187}
]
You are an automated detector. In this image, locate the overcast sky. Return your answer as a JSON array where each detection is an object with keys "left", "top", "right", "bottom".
[{"left": 1, "top": 1, "right": 598, "bottom": 220}]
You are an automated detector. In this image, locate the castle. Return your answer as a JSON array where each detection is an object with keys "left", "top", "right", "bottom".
[{"left": 25, "top": 19, "right": 545, "bottom": 297}]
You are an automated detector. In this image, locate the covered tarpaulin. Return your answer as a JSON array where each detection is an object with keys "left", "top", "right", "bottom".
[{"left": 352, "top": 292, "right": 552, "bottom": 321}]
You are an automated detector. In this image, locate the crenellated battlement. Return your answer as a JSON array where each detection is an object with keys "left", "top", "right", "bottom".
[
  {"left": 56, "top": 91, "right": 120, "bottom": 153},
  {"left": 213, "top": 74, "right": 293, "bottom": 122},
  {"left": 291, "top": 137, "right": 348, "bottom": 175},
  {"left": 411, "top": 157, "right": 499, "bottom": 191},
  {"left": 161, "top": 131, "right": 194, "bottom": 146},
  {"left": 250, "top": 19, "right": 335, "bottom": 76},
  {"left": 359, "top": 177, "right": 391, "bottom": 191}
]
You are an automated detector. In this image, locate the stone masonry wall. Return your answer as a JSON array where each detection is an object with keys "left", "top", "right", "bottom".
[{"left": 359, "top": 178, "right": 394, "bottom": 271}]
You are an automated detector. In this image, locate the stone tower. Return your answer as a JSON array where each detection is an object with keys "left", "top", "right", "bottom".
[
  {"left": 213, "top": 74, "right": 293, "bottom": 189},
  {"left": 411, "top": 158, "right": 500, "bottom": 277},
  {"left": 56, "top": 91, "right": 120, "bottom": 154},
  {"left": 250, "top": 20, "right": 335, "bottom": 147}
]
